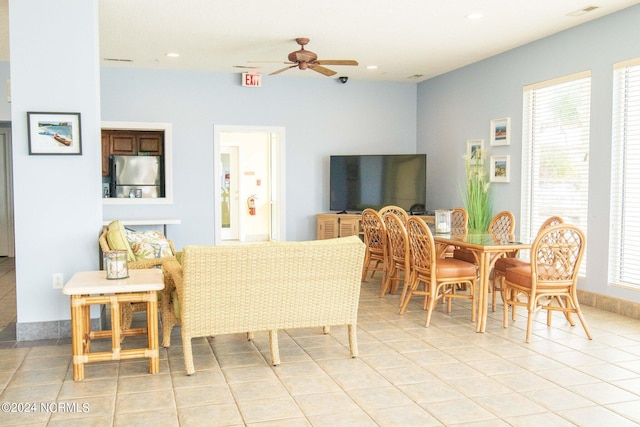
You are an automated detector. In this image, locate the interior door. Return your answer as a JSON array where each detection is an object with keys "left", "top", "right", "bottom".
[
  {"left": 214, "top": 125, "right": 285, "bottom": 245},
  {"left": 220, "top": 145, "right": 239, "bottom": 240},
  {"left": 0, "top": 129, "right": 13, "bottom": 256},
  {"left": 269, "top": 131, "right": 280, "bottom": 241}
]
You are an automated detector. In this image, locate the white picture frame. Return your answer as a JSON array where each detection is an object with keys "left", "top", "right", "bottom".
[
  {"left": 490, "top": 117, "right": 510, "bottom": 146},
  {"left": 490, "top": 155, "right": 510, "bottom": 183},
  {"left": 466, "top": 139, "right": 485, "bottom": 164}
]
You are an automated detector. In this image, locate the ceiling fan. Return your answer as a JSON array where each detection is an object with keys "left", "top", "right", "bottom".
[{"left": 268, "top": 38, "right": 358, "bottom": 76}]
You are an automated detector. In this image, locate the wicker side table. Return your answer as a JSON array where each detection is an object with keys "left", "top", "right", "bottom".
[{"left": 62, "top": 269, "right": 164, "bottom": 381}]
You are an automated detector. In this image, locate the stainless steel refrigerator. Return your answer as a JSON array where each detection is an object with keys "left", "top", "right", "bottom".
[{"left": 110, "top": 155, "right": 163, "bottom": 198}]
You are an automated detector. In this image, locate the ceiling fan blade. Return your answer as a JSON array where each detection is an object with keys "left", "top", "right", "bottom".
[
  {"left": 316, "top": 60, "right": 359, "bottom": 66},
  {"left": 309, "top": 64, "right": 337, "bottom": 76},
  {"left": 247, "top": 60, "right": 292, "bottom": 64},
  {"left": 269, "top": 65, "right": 296, "bottom": 75}
]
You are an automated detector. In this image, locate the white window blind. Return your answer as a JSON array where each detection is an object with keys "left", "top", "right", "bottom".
[
  {"left": 610, "top": 58, "right": 640, "bottom": 289},
  {"left": 522, "top": 71, "right": 591, "bottom": 276}
]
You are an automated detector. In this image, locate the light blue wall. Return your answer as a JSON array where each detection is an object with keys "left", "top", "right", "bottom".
[
  {"left": 101, "top": 69, "right": 417, "bottom": 248},
  {"left": 9, "top": 0, "right": 102, "bottom": 329},
  {"left": 417, "top": 5, "right": 640, "bottom": 303}
]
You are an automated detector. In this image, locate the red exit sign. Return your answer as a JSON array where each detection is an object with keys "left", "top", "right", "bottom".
[{"left": 242, "top": 72, "right": 262, "bottom": 87}]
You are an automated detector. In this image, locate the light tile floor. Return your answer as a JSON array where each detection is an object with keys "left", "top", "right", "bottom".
[{"left": 1, "top": 258, "right": 640, "bottom": 426}]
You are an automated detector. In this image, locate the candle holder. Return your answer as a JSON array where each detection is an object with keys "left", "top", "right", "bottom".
[
  {"left": 105, "top": 250, "right": 129, "bottom": 279},
  {"left": 435, "top": 209, "right": 452, "bottom": 234}
]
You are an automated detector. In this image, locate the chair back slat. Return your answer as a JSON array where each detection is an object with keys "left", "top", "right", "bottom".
[
  {"left": 538, "top": 215, "right": 564, "bottom": 232},
  {"left": 451, "top": 207, "right": 468, "bottom": 232},
  {"left": 407, "top": 216, "right": 435, "bottom": 274},
  {"left": 489, "top": 211, "right": 515, "bottom": 235},
  {"left": 383, "top": 212, "right": 408, "bottom": 262},
  {"left": 532, "top": 224, "right": 585, "bottom": 284},
  {"left": 361, "top": 209, "right": 387, "bottom": 251},
  {"left": 379, "top": 205, "right": 409, "bottom": 226}
]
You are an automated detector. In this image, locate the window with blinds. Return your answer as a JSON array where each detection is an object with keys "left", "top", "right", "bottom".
[
  {"left": 610, "top": 58, "right": 640, "bottom": 289},
  {"left": 522, "top": 71, "right": 591, "bottom": 276}
]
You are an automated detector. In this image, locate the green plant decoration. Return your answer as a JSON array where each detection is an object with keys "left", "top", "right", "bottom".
[{"left": 463, "top": 151, "right": 492, "bottom": 232}]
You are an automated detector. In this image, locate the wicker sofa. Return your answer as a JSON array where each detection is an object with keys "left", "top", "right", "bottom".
[{"left": 163, "top": 236, "right": 365, "bottom": 375}]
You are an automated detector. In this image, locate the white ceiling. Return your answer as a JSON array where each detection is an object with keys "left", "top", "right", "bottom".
[{"left": 2, "top": 0, "right": 640, "bottom": 82}]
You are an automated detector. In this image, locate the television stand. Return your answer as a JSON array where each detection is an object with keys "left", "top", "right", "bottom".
[{"left": 316, "top": 212, "right": 434, "bottom": 240}]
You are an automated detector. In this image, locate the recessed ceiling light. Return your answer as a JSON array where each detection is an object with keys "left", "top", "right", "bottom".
[
  {"left": 466, "top": 12, "right": 484, "bottom": 20},
  {"left": 366, "top": 65, "right": 378, "bottom": 70},
  {"left": 166, "top": 53, "right": 180, "bottom": 58}
]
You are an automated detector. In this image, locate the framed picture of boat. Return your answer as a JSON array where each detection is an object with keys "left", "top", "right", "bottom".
[{"left": 27, "top": 112, "right": 82, "bottom": 155}]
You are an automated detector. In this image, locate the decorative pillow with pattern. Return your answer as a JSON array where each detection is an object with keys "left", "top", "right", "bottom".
[{"left": 125, "top": 229, "right": 174, "bottom": 260}]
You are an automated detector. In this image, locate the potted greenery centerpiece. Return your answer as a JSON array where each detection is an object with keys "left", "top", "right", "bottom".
[{"left": 462, "top": 150, "right": 492, "bottom": 232}]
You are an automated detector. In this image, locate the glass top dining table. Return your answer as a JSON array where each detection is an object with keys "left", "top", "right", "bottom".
[{"left": 428, "top": 225, "right": 532, "bottom": 333}]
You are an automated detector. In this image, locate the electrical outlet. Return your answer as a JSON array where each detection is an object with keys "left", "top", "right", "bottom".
[{"left": 52, "top": 273, "right": 64, "bottom": 289}]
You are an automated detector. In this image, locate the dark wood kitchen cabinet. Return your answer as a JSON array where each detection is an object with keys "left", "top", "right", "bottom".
[
  {"left": 101, "top": 132, "right": 110, "bottom": 176},
  {"left": 101, "top": 130, "right": 164, "bottom": 176}
]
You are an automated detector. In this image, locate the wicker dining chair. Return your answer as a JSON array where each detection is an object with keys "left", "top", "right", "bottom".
[
  {"left": 361, "top": 208, "right": 388, "bottom": 282},
  {"left": 381, "top": 212, "right": 411, "bottom": 304},
  {"left": 493, "top": 216, "right": 564, "bottom": 315},
  {"left": 502, "top": 223, "right": 591, "bottom": 343},
  {"left": 399, "top": 216, "right": 477, "bottom": 326},
  {"left": 443, "top": 207, "right": 468, "bottom": 258},
  {"left": 379, "top": 205, "right": 409, "bottom": 226}
]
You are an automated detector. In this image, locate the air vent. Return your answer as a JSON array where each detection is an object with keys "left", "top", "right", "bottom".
[
  {"left": 567, "top": 5, "right": 599, "bottom": 16},
  {"left": 103, "top": 58, "right": 133, "bottom": 62},
  {"left": 407, "top": 74, "right": 424, "bottom": 80}
]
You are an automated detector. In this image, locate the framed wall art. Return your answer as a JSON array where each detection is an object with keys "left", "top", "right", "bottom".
[
  {"left": 466, "top": 139, "right": 485, "bottom": 164},
  {"left": 27, "top": 112, "right": 82, "bottom": 155},
  {"left": 490, "top": 117, "right": 510, "bottom": 146},
  {"left": 490, "top": 155, "right": 510, "bottom": 183}
]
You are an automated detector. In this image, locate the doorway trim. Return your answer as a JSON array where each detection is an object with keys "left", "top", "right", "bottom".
[
  {"left": 0, "top": 127, "right": 15, "bottom": 257},
  {"left": 220, "top": 145, "right": 239, "bottom": 240},
  {"left": 213, "top": 125, "right": 286, "bottom": 245}
]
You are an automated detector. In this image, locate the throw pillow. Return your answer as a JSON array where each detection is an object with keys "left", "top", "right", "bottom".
[
  {"left": 125, "top": 229, "right": 174, "bottom": 260},
  {"left": 106, "top": 220, "right": 136, "bottom": 262}
]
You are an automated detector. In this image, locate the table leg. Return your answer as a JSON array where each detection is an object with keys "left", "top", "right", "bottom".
[
  {"left": 476, "top": 252, "right": 491, "bottom": 333},
  {"left": 70, "top": 296, "right": 85, "bottom": 381},
  {"left": 83, "top": 302, "right": 91, "bottom": 354},
  {"left": 147, "top": 292, "right": 160, "bottom": 374},
  {"left": 110, "top": 296, "right": 121, "bottom": 358}
]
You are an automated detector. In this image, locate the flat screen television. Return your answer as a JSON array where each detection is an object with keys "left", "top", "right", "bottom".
[{"left": 330, "top": 154, "right": 427, "bottom": 213}]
